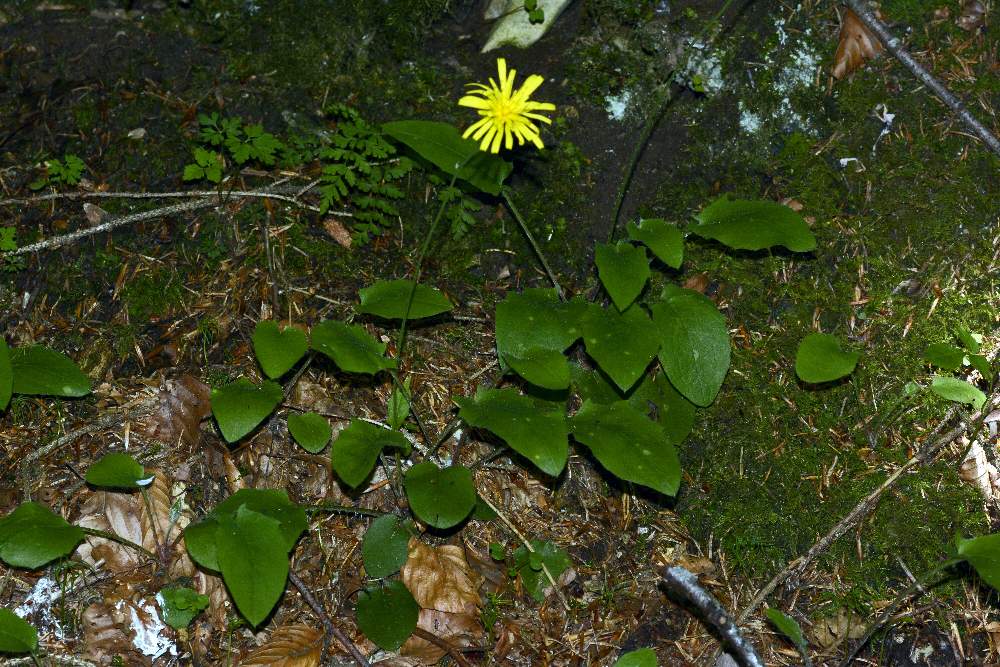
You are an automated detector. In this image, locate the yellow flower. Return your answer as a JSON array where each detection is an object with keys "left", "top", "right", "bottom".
[{"left": 458, "top": 58, "right": 556, "bottom": 154}]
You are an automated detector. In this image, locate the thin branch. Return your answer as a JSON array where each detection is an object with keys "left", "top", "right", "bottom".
[
  {"left": 661, "top": 566, "right": 765, "bottom": 667},
  {"left": 79, "top": 527, "right": 156, "bottom": 560},
  {"left": 501, "top": 189, "right": 563, "bottom": 299},
  {"left": 842, "top": 0, "right": 1000, "bottom": 157},
  {"left": 289, "top": 570, "right": 370, "bottom": 667}
]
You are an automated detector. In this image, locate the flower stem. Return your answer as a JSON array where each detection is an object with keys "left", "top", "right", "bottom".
[
  {"left": 80, "top": 527, "right": 156, "bottom": 560},
  {"left": 501, "top": 187, "right": 564, "bottom": 299}
]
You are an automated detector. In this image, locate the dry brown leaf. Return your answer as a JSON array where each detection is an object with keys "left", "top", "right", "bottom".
[
  {"left": 682, "top": 272, "right": 711, "bottom": 294},
  {"left": 956, "top": 0, "right": 986, "bottom": 31},
  {"left": 82, "top": 602, "right": 139, "bottom": 665},
  {"left": 83, "top": 202, "right": 107, "bottom": 225},
  {"left": 810, "top": 610, "right": 866, "bottom": 649},
  {"left": 142, "top": 470, "right": 196, "bottom": 577},
  {"left": 195, "top": 570, "right": 229, "bottom": 631},
  {"left": 139, "top": 375, "right": 211, "bottom": 446},
  {"left": 323, "top": 217, "right": 353, "bottom": 249},
  {"left": 831, "top": 8, "right": 884, "bottom": 80},
  {"left": 400, "top": 539, "right": 482, "bottom": 616},
  {"left": 239, "top": 624, "right": 323, "bottom": 666},
  {"left": 76, "top": 490, "right": 145, "bottom": 573},
  {"left": 400, "top": 608, "right": 484, "bottom": 665}
]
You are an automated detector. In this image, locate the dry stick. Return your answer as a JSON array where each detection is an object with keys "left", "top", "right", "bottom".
[
  {"left": 736, "top": 400, "right": 991, "bottom": 626},
  {"left": 478, "top": 494, "right": 572, "bottom": 612},
  {"left": 411, "top": 628, "right": 475, "bottom": 667},
  {"left": 288, "top": 570, "right": 370, "bottom": 667},
  {"left": 662, "top": 566, "right": 765, "bottom": 667},
  {"left": 842, "top": 0, "right": 1000, "bottom": 157}
]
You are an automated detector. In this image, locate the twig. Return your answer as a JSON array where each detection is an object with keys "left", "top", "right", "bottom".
[
  {"left": 477, "top": 494, "right": 571, "bottom": 612},
  {"left": 289, "top": 570, "right": 370, "bottom": 667},
  {"left": 411, "top": 627, "right": 475, "bottom": 667},
  {"left": 501, "top": 189, "right": 564, "bottom": 299},
  {"left": 841, "top": 0, "right": 1000, "bottom": 157},
  {"left": 661, "top": 566, "right": 765, "bottom": 667},
  {"left": 737, "top": 398, "right": 995, "bottom": 625},
  {"left": 79, "top": 527, "right": 156, "bottom": 560}
]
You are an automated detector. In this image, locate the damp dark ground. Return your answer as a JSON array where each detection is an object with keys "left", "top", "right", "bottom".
[{"left": 1, "top": 0, "right": 999, "bottom": 665}]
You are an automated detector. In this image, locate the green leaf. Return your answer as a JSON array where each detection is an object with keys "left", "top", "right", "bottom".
[
  {"left": 211, "top": 378, "right": 283, "bottom": 443},
  {"left": 571, "top": 400, "right": 681, "bottom": 496},
  {"left": 387, "top": 378, "right": 412, "bottom": 431},
  {"left": 358, "top": 279, "right": 453, "bottom": 320},
  {"left": 0, "top": 609, "right": 37, "bottom": 654},
  {"left": 404, "top": 462, "right": 476, "bottom": 529},
  {"left": 504, "top": 347, "right": 570, "bottom": 391},
  {"left": 455, "top": 387, "right": 568, "bottom": 476},
  {"left": 362, "top": 515, "right": 411, "bottom": 579},
  {"left": 613, "top": 648, "right": 658, "bottom": 667},
  {"left": 381, "top": 120, "right": 512, "bottom": 196},
  {"left": 582, "top": 304, "right": 659, "bottom": 392},
  {"left": 651, "top": 286, "right": 730, "bottom": 407},
  {"left": 251, "top": 321, "right": 308, "bottom": 379},
  {"left": 693, "top": 196, "right": 816, "bottom": 252},
  {"left": 766, "top": 607, "right": 808, "bottom": 652},
  {"left": 495, "top": 288, "right": 585, "bottom": 363},
  {"left": 356, "top": 581, "right": 418, "bottom": 651},
  {"left": 287, "top": 412, "right": 332, "bottom": 453},
  {"left": 0, "top": 502, "right": 84, "bottom": 569},
  {"left": 0, "top": 339, "right": 11, "bottom": 412},
  {"left": 182, "top": 163, "right": 204, "bottom": 181},
  {"left": 10, "top": 346, "right": 90, "bottom": 397},
  {"left": 795, "top": 333, "right": 861, "bottom": 383},
  {"left": 331, "top": 419, "right": 411, "bottom": 488},
  {"left": 955, "top": 325, "right": 982, "bottom": 354},
  {"left": 512, "top": 540, "right": 570, "bottom": 601},
  {"left": 473, "top": 495, "right": 498, "bottom": 521},
  {"left": 958, "top": 533, "right": 1000, "bottom": 592},
  {"left": 216, "top": 506, "right": 289, "bottom": 627},
  {"left": 311, "top": 320, "right": 396, "bottom": 375},
  {"left": 930, "top": 376, "right": 986, "bottom": 410},
  {"left": 158, "top": 587, "right": 210, "bottom": 629},
  {"left": 969, "top": 354, "right": 994, "bottom": 383},
  {"left": 627, "top": 218, "right": 683, "bottom": 269},
  {"left": 85, "top": 453, "right": 146, "bottom": 489},
  {"left": 923, "top": 343, "right": 965, "bottom": 371},
  {"left": 184, "top": 489, "right": 306, "bottom": 572},
  {"left": 594, "top": 241, "right": 650, "bottom": 311}
]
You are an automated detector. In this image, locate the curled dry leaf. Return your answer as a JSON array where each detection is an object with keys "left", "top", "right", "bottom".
[
  {"left": 956, "top": 0, "right": 986, "bottom": 31},
  {"left": 239, "top": 624, "right": 323, "bottom": 667},
  {"left": 139, "top": 374, "right": 212, "bottom": 446},
  {"left": 195, "top": 570, "right": 229, "bottom": 632},
  {"left": 959, "top": 437, "right": 1000, "bottom": 504},
  {"left": 831, "top": 8, "right": 884, "bottom": 80},
  {"left": 323, "top": 217, "right": 353, "bottom": 249}
]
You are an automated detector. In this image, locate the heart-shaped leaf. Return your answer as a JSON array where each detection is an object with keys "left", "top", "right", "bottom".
[
  {"left": 311, "top": 320, "right": 395, "bottom": 375},
  {"left": 185, "top": 490, "right": 305, "bottom": 573},
  {"left": 0, "top": 608, "right": 37, "bottom": 654},
  {"left": 382, "top": 120, "right": 512, "bottom": 195},
  {"left": 693, "top": 196, "right": 816, "bottom": 252},
  {"left": 651, "top": 286, "right": 730, "bottom": 407},
  {"left": 387, "top": 378, "right": 412, "bottom": 431},
  {"left": 795, "top": 333, "right": 861, "bottom": 383},
  {"left": 627, "top": 218, "right": 683, "bottom": 268},
  {"left": 0, "top": 339, "right": 11, "bottom": 411},
  {"left": 924, "top": 343, "right": 965, "bottom": 371},
  {"left": 582, "top": 304, "right": 659, "bottom": 392},
  {"left": 358, "top": 279, "right": 453, "bottom": 320},
  {"left": 571, "top": 400, "right": 681, "bottom": 496},
  {"left": 404, "top": 462, "right": 476, "bottom": 529},
  {"left": 287, "top": 412, "right": 332, "bottom": 453},
  {"left": 958, "top": 533, "right": 1000, "bottom": 592},
  {"left": 930, "top": 376, "right": 986, "bottom": 410},
  {"left": 10, "top": 346, "right": 90, "bottom": 397},
  {"left": 766, "top": 607, "right": 808, "bottom": 653},
  {"left": 356, "top": 581, "right": 419, "bottom": 651},
  {"left": 512, "top": 540, "right": 571, "bottom": 602},
  {"left": 955, "top": 325, "right": 982, "bottom": 354},
  {"left": 495, "top": 289, "right": 585, "bottom": 365},
  {"left": 362, "top": 515, "right": 411, "bottom": 579},
  {"left": 158, "top": 587, "right": 210, "bottom": 630},
  {"left": 252, "top": 321, "right": 308, "bottom": 379},
  {"left": 594, "top": 241, "right": 650, "bottom": 311},
  {"left": 0, "top": 502, "right": 84, "bottom": 569},
  {"left": 612, "top": 648, "right": 657, "bottom": 667},
  {"left": 455, "top": 388, "right": 568, "bottom": 476},
  {"left": 85, "top": 452, "right": 146, "bottom": 489},
  {"left": 505, "top": 347, "right": 570, "bottom": 390},
  {"left": 211, "top": 379, "right": 283, "bottom": 443},
  {"left": 216, "top": 506, "right": 288, "bottom": 627},
  {"left": 331, "top": 420, "right": 411, "bottom": 488}
]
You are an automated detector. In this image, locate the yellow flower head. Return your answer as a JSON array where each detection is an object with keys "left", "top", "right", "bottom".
[{"left": 458, "top": 58, "right": 556, "bottom": 154}]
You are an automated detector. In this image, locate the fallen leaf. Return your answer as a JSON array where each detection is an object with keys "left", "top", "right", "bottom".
[
  {"left": 810, "top": 610, "right": 866, "bottom": 649},
  {"left": 401, "top": 539, "right": 482, "bottom": 615},
  {"left": 239, "top": 624, "right": 323, "bottom": 666},
  {"left": 82, "top": 602, "right": 137, "bottom": 665},
  {"left": 832, "top": 8, "right": 884, "bottom": 80},
  {"left": 400, "top": 608, "right": 483, "bottom": 665},
  {"left": 959, "top": 437, "right": 1000, "bottom": 503},
  {"left": 682, "top": 272, "right": 710, "bottom": 294},
  {"left": 323, "top": 217, "right": 353, "bottom": 249},
  {"left": 76, "top": 490, "right": 145, "bottom": 573},
  {"left": 139, "top": 375, "right": 212, "bottom": 446},
  {"left": 83, "top": 202, "right": 107, "bottom": 225},
  {"left": 956, "top": 0, "right": 986, "bottom": 31}
]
